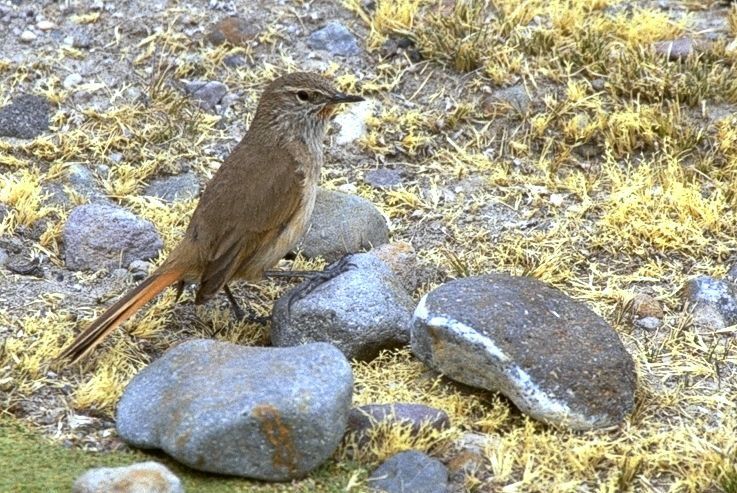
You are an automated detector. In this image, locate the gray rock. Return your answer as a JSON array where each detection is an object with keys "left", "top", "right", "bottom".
[
  {"left": 128, "top": 259, "right": 152, "bottom": 281},
  {"left": 411, "top": 273, "right": 636, "bottom": 430},
  {"left": 72, "top": 461, "right": 183, "bottom": 493},
  {"left": 0, "top": 94, "right": 51, "bottom": 139},
  {"left": 682, "top": 276, "right": 737, "bottom": 329},
  {"left": 347, "top": 403, "right": 450, "bottom": 443},
  {"left": 184, "top": 80, "right": 228, "bottom": 111},
  {"left": 364, "top": 169, "right": 403, "bottom": 189},
  {"left": 116, "top": 339, "right": 353, "bottom": 480},
  {"left": 272, "top": 253, "right": 413, "bottom": 360},
  {"left": 485, "top": 84, "right": 531, "bottom": 114},
  {"left": 63, "top": 203, "right": 163, "bottom": 271},
  {"left": 63, "top": 73, "right": 83, "bottom": 89},
  {"left": 307, "top": 22, "right": 360, "bottom": 57},
  {"left": 634, "top": 316, "right": 661, "bottom": 331},
  {"left": 144, "top": 173, "right": 200, "bottom": 202},
  {"left": 297, "top": 189, "right": 389, "bottom": 262},
  {"left": 0, "top": 248, "right": 8, "bottom": 266},
  {"left": 66, "top": 164, "right": 105, "bottom": 201},
  {"left": 726, "top": 263, "right": 737, "bottom": 284},
  {"left": 369, "top": 241, "right": 420, "bottom": 293},
  {"left": 207, "top": 16, "right": 264, "bottom": 46},
  {"left": 654, "top": 37, "right": 695, "bottom": 61},
  {"left": 367, "top": 450, "right": 449, "bottom": 493}
]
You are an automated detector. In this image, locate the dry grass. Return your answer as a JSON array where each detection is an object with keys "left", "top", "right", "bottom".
[{"left": 1, "top": 0, "right": 737, "bottom": 491}]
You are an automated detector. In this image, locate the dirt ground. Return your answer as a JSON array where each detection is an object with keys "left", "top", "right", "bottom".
[{"left": 1, "top": 0, "right": 737, "bottom": 491}]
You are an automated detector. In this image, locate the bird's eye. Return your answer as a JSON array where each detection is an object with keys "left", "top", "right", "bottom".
[{"left": 296, "top": 90, "right": 310, "bottom": 102}]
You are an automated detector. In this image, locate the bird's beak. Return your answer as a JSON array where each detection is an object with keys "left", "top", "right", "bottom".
[{"left": 330, "top": 93, "right": 365, "bottom": 104}]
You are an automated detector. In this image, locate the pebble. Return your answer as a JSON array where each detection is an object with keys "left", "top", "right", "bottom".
[
  {"left": 183, "top": 80, "right": 228, "bottom": 111},
  {"left": 116, "top": 339, "right": 353, "bottom": 480},
  {"left": 63, "top": 73, "right": 83, "bottom": 89},
  {"left": 347, "top": 403, "right": 450, "bottom": 445},
  {"left": 143, "top": 173, "right": 200, "bottom": 202},
  {"left": 682, "top": 276, "right": 737, "bottom": 329},
  {"left": 19, "top": 30, "right": 36, "bottom": 42},
  {"left": 363, "top": 168, "right": 403, "bottom": 189},
  {"left": 411, "top": 273, "right": 636, "bottom": 430},
  {"left": 307, "top": 21, "right": 360, "bottom": 57},
  {"left": 36, "top": 20, "right": 55, "bottom": 30},
  {"left": 333, "top": 98, "right": 374, "bottom": 145},
  {"left": 367, "top": 450, "right": 449, "bottom": 493},
  {"left": 208, "top": 16, "right": 264, "bottom": 45},
  {"left": 72, "top": 461, "right": 183, "bottom": 493},
  {"left": 653, "top": 37, "right": 695, "bottom": 61}
]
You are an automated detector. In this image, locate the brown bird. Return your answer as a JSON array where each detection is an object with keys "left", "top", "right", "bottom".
[{"left": 57, "top": 72, "right": 364, "bottom": 365}]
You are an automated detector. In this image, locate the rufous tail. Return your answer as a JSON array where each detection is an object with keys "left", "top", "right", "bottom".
[{"left": 57, "top": 265, "right": 186, "bottom": 366}]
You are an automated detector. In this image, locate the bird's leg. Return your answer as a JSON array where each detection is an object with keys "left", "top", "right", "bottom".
[
  {"left": 223, "top": 284, "right": 246, "bottom": 321},
  {"left": 174, "top": 280, "right": 186, "bottom": 302},
  {"left": 286, "top": 256, "right": 356, "bottom": 312},
  {"left": 221, "top": 284, "right": 270, "bottom": 325}
]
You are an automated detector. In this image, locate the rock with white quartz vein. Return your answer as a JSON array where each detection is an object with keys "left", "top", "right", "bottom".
[{"left": 410, "top": 273, "right": 636, "bottom": 430}]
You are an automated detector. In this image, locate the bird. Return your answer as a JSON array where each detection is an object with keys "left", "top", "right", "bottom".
[{"left": 56, "top": 72, "right": 364, "bottom": 365}]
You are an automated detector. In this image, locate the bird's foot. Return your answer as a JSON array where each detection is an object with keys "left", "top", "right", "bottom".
[{"left": 286, "top": 255, "right": 356, "bottom": 312}]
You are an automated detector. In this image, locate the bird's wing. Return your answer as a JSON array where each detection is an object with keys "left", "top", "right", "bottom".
[{"left": 184, "top": 140, "right": 307, "bottom": 302}]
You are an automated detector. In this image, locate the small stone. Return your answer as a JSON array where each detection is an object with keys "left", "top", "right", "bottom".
[
  {"left": 143, "top": 173, "right": 200, "bottom": 202},
  {"left": 72, "top": 461, "right": 183, "bottom": 493},
  {"left": 347, "top": 403, "right": 450, "bottom": 444},
  {"left": 0, "top": 248, "right": 8, "bottom": 266},
  {"left": 333, "top": 98, "right": 374, "bottom": 145},
  {"left": 66, "top": 164, "right": 105, "bottom": 201},
  {"left": 297, "top": 188, "right": 389, "bottom": 262},
  {"left": 272, "top": 253, "right": 414, "bottom": 360},
  {"left": 117, "top": 340, "right": 352, "bottom": 480},
  {"left": 726, "top": 262, "right": 737, "bottom": 284},
  {"left": 367, "top": 450, "right": 449, "bottom": 493},
  {"left": 364, "top": 168, "right": 403, "bottom": 189},
  {"left": 727, "top": 38, "right": 737, "bottom": 54},
  {"left": 63, "top": 73, "right": 83, "bottom": 89},
  {"left": 128, "top": 259, "right": 152, "bottom": 281},
  {"left": 63, "top": 203, "right": 163, "bottom": 271},
  {"left": 19, "top": 30, "right": 36, "bottom": 42},
  {"left": 183, "top": 80, "right": 228, "bottom": 111},
  {"left": 653, "top": 37, "right": 694, "bottom": 61},
  {"left": 307, "top": 21, "right": 360, "bottom": 57},
  {"left": 36, "top": 20, "right": 55, "bottom": 30},
  {"left": 0, "top": 94, "right": 50, "bottom": 139},
  {"left": 631, "top": 293, "right": 663, "bottom": 319},
  {"left": 223, "top": 53, "right": 247, "bottom": 68},
  {"left": 682, "top": 276, "right": 737, "bottom": 329},
  {"left": 5, "top": 256, "right": 42, "bottom": 277},
  {"left": 591, "top": 78, "right": 605, "bottom": 91},
  {"left": 411, "top": 273, "right": 636, "bottom": 430},
  {"left": 207, "top": 16, "right": 264, "bottom": 45},
  {"left": 72, "top": 30, "right": 93, "bottom": 49},
  {"left": 483, "top": 84, "right": 531, "bottom": 114},
  {"left": 634, "top": 316, "right": 661, "bottom": 331},
  {"left": 369, "top": 241, "right": 419, "bottom": 293}
]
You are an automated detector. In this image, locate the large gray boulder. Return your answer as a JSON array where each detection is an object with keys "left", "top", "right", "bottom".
[
  {"left": 116, "top": 339, "right": 353, "bottom": 480},
  {"left": 411, "top": 273, "right": 636, "bottom": 430}
]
